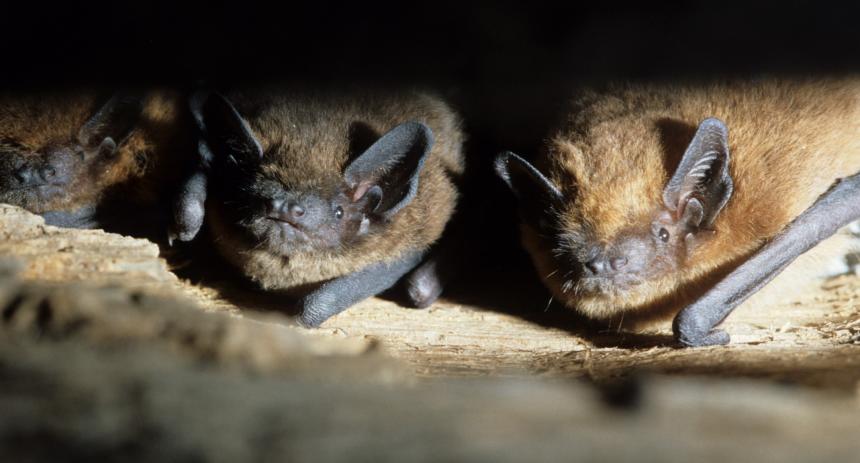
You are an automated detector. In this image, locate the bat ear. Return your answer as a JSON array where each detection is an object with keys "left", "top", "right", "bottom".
[
  {"left": 344, "top": 121, "right": 433, "bottom": 221},
  {"left": 189, "top": 91, "right": 263, "bottom": 165},
  {"left": 663, "top": 117, "right": 733, "bottom": 229},
  {"left": 495, "top": 151, "right": 564, "bottom": 229},
  {"left": 78, "top": 91, "right": 144, "bottom": 158}
]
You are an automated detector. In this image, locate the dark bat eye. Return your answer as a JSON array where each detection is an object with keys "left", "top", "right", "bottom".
[
  {"left": 658, "top": 227, "right": 670, "bottom": 243},
  {"left": 334, "top": 206, "right": 344, "bottom": 219}
]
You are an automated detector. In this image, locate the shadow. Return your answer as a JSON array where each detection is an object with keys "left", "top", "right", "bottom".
[
  {"left": 656, "top": 117, "right": 697, "bottom": 181},
  {"left": 588, "top": 332, "right": 676, "bottom": 349},
  {"left": 161, "top": 225, "right": 304, "bottom": 320},
  {"left": 346, "top": 121, "right": 381, "bottom": 164}
]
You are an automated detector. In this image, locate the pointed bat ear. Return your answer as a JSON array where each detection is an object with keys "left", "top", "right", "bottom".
[
  {"left": 189, "top": 91, "right": 263, "bottom": 165},
  {"left": 344, "top": 121, "right": 433, "bottom": 221},
  {"left": 663, "top": 117, "right": 733, "bottom": 229},
  {"left": 495, "top": 151, "right": 564, "bottom": 229},
  {"left": 77, "top": 91, "right": 144, "bottom": 157}
]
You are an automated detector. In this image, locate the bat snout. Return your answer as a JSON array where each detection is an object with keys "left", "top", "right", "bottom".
[
  {"left": 265, "top": 195, "right": 329, "bottom": 232},
  {"left": 267, "top": 199, "right": 306, "bottom": 225},
  {"left": 584, "top": 254, "right": 628, "bottom": 276},
  {"left": 577, "top": 236, "right": 653, "bottom": 294},
  {"left": 12, "top": 165, "right": 52, "bottom": 188},
  {"left": 5, "top": 157, "right": 72, "bottom": 191}
]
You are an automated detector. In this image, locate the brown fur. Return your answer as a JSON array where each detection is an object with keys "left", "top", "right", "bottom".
[
  {"left": 0, "top": 89, "right": 191, "bottom": 214},
  {"left": 525, "top": 78, "right": 860, "bottom": 323},
  {"left": 206, "top": 90, "right": 465, "bottom": 291}
]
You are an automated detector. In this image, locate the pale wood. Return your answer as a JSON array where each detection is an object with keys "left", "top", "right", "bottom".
[{"left": 1, "top": 204, "right": 859, "bottom": 461}]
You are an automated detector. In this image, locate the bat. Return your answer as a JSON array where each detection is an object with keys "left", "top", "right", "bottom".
[
  {"left": 171, "top": 89, "right": 465, "bottom": 326},
  {"left": 496, "top": 79, "right": 860, "bottom": 346},
  {"left": 0, "top": 89, "right": 191, "bottom": 230}
]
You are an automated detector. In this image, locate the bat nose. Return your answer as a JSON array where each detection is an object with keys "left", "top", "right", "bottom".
[
  {"left": 584, "top": 257, "right": 606, "bottom": 275},
  {"left": 289, "top": 203, "right": 305, "bottom": 218},
  {"left": 267, "top": 199, "right": 309, "bottom": 227},
  {"left": 584, "top": 254, "right": 628, "bottom": 276},
  {"left": 12, "top": 166, "right": 51, "bottom": 187}
]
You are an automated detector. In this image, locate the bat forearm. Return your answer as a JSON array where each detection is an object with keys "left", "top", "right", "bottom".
[
  {"left": 299, "top": 250, "right": 426, "bottom": 327},
  {"left": 675, "top": 171, "right": 860, "bottom": 346}
]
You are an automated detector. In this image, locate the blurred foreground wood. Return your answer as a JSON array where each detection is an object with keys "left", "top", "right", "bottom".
[
  {"left": 0, "top": 204, "right": 859, "bottom": 461},
  {"left": 4, "top": 337, "right": 859, "bottom": 462}
]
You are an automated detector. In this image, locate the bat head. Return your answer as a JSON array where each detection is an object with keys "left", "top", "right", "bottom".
[
  {"left": 0, "top": 92, "right": 143, "bottom": 213},
  {"left": 191, "top": 92, "right": 434, "bottom": 257},
  {"left": 496, "top": 118, "right": 734, "bottom": 317}
]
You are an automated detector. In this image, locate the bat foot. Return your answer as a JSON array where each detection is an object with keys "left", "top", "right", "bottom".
[
  {"left": 677, "top": 329, "right": 730, "bottom": 347},
  {"left": 404, "top": 259, "right": 443, "bottom": 309},
  {"left": 169, "top": 207, "right": 204, "bottom": 245},
  {"left": 166, "top": 225, "right": 199, "bottom": 246},
  {"left": 170, "top": 171, "right": 208, "bottom": 245}
]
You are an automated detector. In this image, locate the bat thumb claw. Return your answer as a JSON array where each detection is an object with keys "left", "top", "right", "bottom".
[{"left": 166, "top": 229, "right": 177, "bottom": 247}]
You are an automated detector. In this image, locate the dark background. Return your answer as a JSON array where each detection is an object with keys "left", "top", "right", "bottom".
[
  {"left": 3, "top": 1, "right": 858, "bottom": 147},
  {"left": 4, "top": 1, "right": 858, "bottom": 157},
  {"left": 4, "top": 2, "right": 859, "bottom": 84},
  {"left": 2, "top": 1, "right": 858, "bottom": 306}
]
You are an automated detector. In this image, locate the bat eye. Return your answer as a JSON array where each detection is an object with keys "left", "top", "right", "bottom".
[
  {"left": 334, "top": 206, "right": 344, "bottom": 219},
  {"left": 658, "top": 227, "right": 670, "bottom": 243}
]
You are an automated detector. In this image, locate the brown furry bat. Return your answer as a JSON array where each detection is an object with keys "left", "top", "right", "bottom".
[
  {"left": 0, "top": 90, "right": 189, "bottom": 228},
  {"left": 171, "top": 89, "right": 465, "bottom": 326},
  {"left": 496, "top": 78, "right": 860, "bottom": 346}
]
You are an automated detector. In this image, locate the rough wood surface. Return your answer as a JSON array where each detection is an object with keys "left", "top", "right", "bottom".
[
  {"left": 1, "top": 204, "right": 859, "bottom": 461},
  {"left": 185, "top": 247, "right": 860, "bottom": 388},
  {"left": 0, "top": 205, "right": 175, "bottom": 285},
  {"left": 322, "top": 280, "right": 860, "bottom": 387},
  {"left": 5, "top": 204, "right": 855, "bottom": 388}
]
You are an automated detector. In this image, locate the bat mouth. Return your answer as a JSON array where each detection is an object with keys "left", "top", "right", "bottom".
[
  {"left": 577, "top": 274, "right": 643, "bottom": 295},
  {"left": 265, "top": 217, "right": 311, "bottom": 241},
  {"left": 266, "top": 215, "right": 299, "bottom": 227},
  {"left": 237, "top": 207, "right": 343, "bottom": 257},
  {"left": 0, "top": 183, "right": 71, "bottom": 208},
  {"left": 1, "top": 179, "right": 70, "bottom": 192},
  {"left": 255, "top": 215, "right": 339, "bottom": 256}
]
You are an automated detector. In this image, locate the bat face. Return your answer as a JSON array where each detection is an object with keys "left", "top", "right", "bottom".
[
  {"left": 215, "top": 163, "right": 378, "bottom": 256},
  {"left": 0, "top": 92, "right": 143, "bottom": 214},
  {"left": 497, "top": 118, "right": 733, "bottom": 317},
  {"left": 0, "top": 143, "right": 81, "bottom": 212},
  {"left": 192, "top": 92, "right": 434, "bottom": 259},
  {"left": 552, "top": 211, "right": 690, "bottom": 297}
]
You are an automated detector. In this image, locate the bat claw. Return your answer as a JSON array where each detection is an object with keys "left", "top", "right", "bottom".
[{"left": 166, "top": 222, "right": 201, "bottom": 246}]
